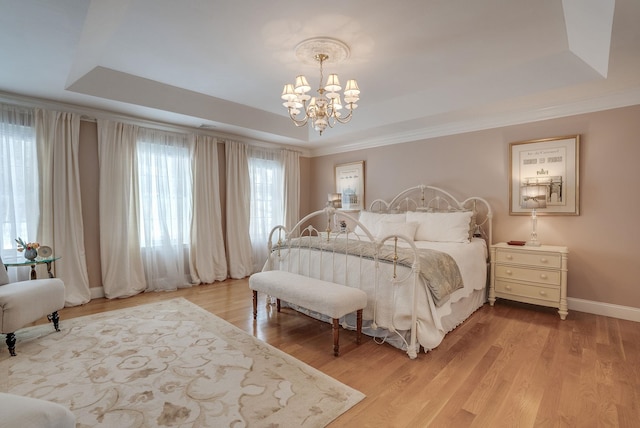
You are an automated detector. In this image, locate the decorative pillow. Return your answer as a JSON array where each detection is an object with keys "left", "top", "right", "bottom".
[
  {"left": 0, "top": 256, "right": 9, "bottom": 286},
  {"left": 377, "top": 221, "right": 419, "bottom": 240},
  {"left": 355, "top": 211, "right": 406, "bottom": 236},
  {"left": 406, "top": 210, "right": 473, "bottom": 243}
]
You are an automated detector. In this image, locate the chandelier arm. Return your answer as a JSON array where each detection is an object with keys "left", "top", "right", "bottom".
[
  {"left": 288, "top": 109, "right": 309, "bottom": 127},
  {"left": 332, "top": 109, "right": 354, "bottom": 124}
]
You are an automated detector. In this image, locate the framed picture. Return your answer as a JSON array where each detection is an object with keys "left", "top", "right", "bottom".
[
  {"left": 335, "top": 161, "right": 365, "bottom": 210},
  {"left": 509, "top": 135, "right": 580, "bottom": 215}
]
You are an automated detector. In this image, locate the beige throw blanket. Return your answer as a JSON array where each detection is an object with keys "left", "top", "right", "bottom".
[{"left": 275, "top": 236, "right": 464, "bottom": 307}]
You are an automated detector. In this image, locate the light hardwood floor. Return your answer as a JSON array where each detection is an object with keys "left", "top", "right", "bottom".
[{"left": 44, "top": 279, "right": 640, "bottom": 427}]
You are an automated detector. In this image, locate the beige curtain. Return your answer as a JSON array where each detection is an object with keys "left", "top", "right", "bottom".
[
  {"left": 224, "top": 140, "right": 253, "bottom": 278},
  {"left": 35, "top": 109, "right": 90, "bottom": 306},
  {"left": 96, "top": 119, "right": 146, "bottom": 298},
  {"left": 189, "top": 135, "right": 228, "bottom": 283},
  {"left": 282, "top": 149, "right": 300, "bottom": 231}
]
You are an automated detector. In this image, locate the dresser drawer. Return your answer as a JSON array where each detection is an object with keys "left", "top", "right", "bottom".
[
  {"left": 494, "top": 265, "right": 561, "bottom": 286},
  {"left": 495, "top": 249, "right": 561, "bottom": 268},
  {"left": 494, "top": 280, "right": 560, "bottom": 303}
]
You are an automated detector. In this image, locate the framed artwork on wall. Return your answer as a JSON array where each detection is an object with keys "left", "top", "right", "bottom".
[
  {"left": 509, "top": 135, "right": 580, "bottom": 215},
  {"left": 335, "top": 161, "right": 365, "bottom": 210}
]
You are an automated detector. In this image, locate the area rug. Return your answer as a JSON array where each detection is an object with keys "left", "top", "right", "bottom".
[{"left": 0, "top": 298, "right": 364, "bottom": 427}]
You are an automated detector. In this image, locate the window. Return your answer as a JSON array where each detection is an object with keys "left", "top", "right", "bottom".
[
  {"left": 248, "top": 150, "right": 283, "bottom": 271},
  {"left": 0, "top": 105, "right": 39, "bottom": 254},
  {"left": 136, "top": 131, "right": 192, "bottom": 249}
]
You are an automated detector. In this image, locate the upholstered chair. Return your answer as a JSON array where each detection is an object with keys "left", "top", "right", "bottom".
[{"left": 0, "top": 256, "right": 65, "bottom": 356}]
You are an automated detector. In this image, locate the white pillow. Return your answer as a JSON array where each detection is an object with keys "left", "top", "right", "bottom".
[
  {"left": 355, "top": 211, "right": 405, "bottom": 236},
  {"left": 406, "top": 211, "right": 473, "bottom": 243},
  {"left": 377, "top": 221, "right": 419, "bottom": 240}
]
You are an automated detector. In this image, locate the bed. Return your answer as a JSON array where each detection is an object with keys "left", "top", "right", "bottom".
[{"left": 262, "top": 185, "right": 492, "bottom": 358}]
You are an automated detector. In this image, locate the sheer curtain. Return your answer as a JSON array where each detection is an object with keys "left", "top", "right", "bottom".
[
  {"left": 248, "top": 146, "right": 284, "bottom": 273},
  {"left": 189, "top": 135, "right": 227, "bottom": 283},
  {"left": 137, "top": 128, "right": 193, "bottom": 291},
  {"left": 35, "top": 109, "right": 90, "bottom": 306},
  {"left": 0, "top": 104, "right": 38, "bottom": 282},
  {"left": 225, "top": 141, "right": 253, "bottom": 278},
  {"left": 97, "top": 119, "right": 147, "bottom": 298}
]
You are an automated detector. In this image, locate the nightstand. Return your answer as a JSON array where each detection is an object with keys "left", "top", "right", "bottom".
[{"left": 489, "top": 242, "right": 569, "bottom": 320}]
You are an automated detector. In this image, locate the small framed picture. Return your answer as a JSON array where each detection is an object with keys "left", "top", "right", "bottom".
[
  {"left": 335, "top": 161, "right": 365, "bottom": 210},
  {"left": 509, "top": 135, "right": 580, "bottom": 215}
]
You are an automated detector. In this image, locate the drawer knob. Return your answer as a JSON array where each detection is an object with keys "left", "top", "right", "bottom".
[
  {"left": 540, "top": 274, "right": 548, "bottom": 280},
  {"left": 505, "top": 269, "right": 513, "bottom": 275},
  {"left": 539, "top": 291, "right": 547, "bottom": 296},
  {"left": 540, "top": 258, "right": 548, "bottom": 263},
  {"left": 505, "top": 255, "right": 513, "bottom": 260},
  {"left": 505, "top": 285, "right": 512, "bottom": 291}
]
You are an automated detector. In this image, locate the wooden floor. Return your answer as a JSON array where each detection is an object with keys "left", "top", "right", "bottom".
[{"left": 45, "top": 278, "right": 639, "bottom": 427}]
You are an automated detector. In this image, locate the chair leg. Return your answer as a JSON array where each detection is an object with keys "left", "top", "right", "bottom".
[
  {"left": 4, "top": 312, "right": 62, "bottom": 357},
  {"left": 48, "top": 311, "right": 61, "bottom": 331},
  {"left": 6, "top": 332, "right": 16, "bottom": 357},
  {"left": 252, "top": 291, "right": 258, "bottom": 320}
]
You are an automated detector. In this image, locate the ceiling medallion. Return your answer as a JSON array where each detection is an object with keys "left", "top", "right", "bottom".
[{"left": 281, "top": 37, "right": 360, "bottom": 135}]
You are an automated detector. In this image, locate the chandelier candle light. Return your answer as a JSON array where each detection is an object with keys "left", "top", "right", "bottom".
[{"left": 281, "top": 38, "right": 360, "bottom": 135}]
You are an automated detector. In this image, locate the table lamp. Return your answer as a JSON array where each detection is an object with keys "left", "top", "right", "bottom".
[
  {"left": 326, "top": 193, "right": 343, "bottom": 236},
  {"left": 521, "top": 185, "right": 547, "bottom": 246},
  {"left": 327, "top": 193, "right": 342, "bottom": 209}
]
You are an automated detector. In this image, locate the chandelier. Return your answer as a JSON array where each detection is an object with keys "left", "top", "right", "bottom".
[{"left": 281, "top": 38, "right": 360, "bottom": 135}]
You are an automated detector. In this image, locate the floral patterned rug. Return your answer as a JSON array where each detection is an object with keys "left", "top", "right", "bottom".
[{"left": 0, "top": 298, "right": 364, "bottom": 427}]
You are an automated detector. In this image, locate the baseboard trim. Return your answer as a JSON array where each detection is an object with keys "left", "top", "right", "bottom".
[
  {"left": 87, "top": 287, "right": 639, "bottom": 322},
  {"left": 90, "top": 286, "right": 105, "bottom": 300},
  {"left": 568, "top": 297, "right": 640, "bottom": 322}
]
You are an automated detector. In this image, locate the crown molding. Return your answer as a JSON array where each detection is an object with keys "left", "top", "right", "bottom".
[
  {"left": 310, "top": 88, "right": 640, "bottom": 157},
  {"left": 0, "top": 91, "right": 310, "bottom": 157}
]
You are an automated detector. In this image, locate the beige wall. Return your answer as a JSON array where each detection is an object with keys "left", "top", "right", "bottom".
[
  {"left": 76, "top": 105, "right": 639, "bottom": 309},
  {"left": 308, "top": 105, "right": 640, "bottom": 309},
  {"left": 79, "top": 122, "right": 102, "bottom": 289}
]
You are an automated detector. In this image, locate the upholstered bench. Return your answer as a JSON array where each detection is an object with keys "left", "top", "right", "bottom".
[{"left": 249, "top": 270, "right": 368, "bottom": 356}]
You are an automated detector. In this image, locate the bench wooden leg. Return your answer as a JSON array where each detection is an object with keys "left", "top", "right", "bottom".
[
  {"left": 333, "top": 318, "right": 340, "bottom": 356},
  {"left": 252, "top": 290, "right": 257, "bottom": 320},
  {"left": 276, "top": 298, "right": 281, "bottom": 312},
  {"left": 356, "top": 309, "right": 363, "bottom": 345}
]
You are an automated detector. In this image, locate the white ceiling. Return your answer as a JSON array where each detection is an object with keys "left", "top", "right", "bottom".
[{"left": 1, "top": 0, "right": 639, "bottom": 156}]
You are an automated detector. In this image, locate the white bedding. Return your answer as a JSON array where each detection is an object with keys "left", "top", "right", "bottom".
[{"left": 264, "top": 234, "right": 488, "bottom": 353}]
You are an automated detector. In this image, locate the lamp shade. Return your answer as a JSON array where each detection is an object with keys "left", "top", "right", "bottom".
[
  {"left": 521, "top": 184, "right": 548, "bottom": 209},
  {"left": 325, "top": 74, "right": 341, "bottom": 92},
  {"left": 344, "top": 79, "right": 360, "bottom": 96},
  {"left": 522, "top": 196, "right": 547, "bottom": 209},
  {"left": 328, "top": 193, "right": 342, "bottom": 209},
  {"left": 294, "top": 75, "right": 311, "bottom": 93},
  {"left": 281, "top": 84, "right": 297, "bottom": 101}
]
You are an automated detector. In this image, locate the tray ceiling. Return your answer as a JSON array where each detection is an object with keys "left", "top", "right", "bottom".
[{"left": 1, "top": 0, "right": 638, "bottom": 155}]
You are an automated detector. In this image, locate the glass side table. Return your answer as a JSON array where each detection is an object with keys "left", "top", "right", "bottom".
[{"left": 3, "top": 256, "right": 61, "bottom": 280}]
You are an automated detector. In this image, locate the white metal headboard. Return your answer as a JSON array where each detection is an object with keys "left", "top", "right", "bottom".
[{"left": 368, "top": 184, "right": 493, "bottom": 247}]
